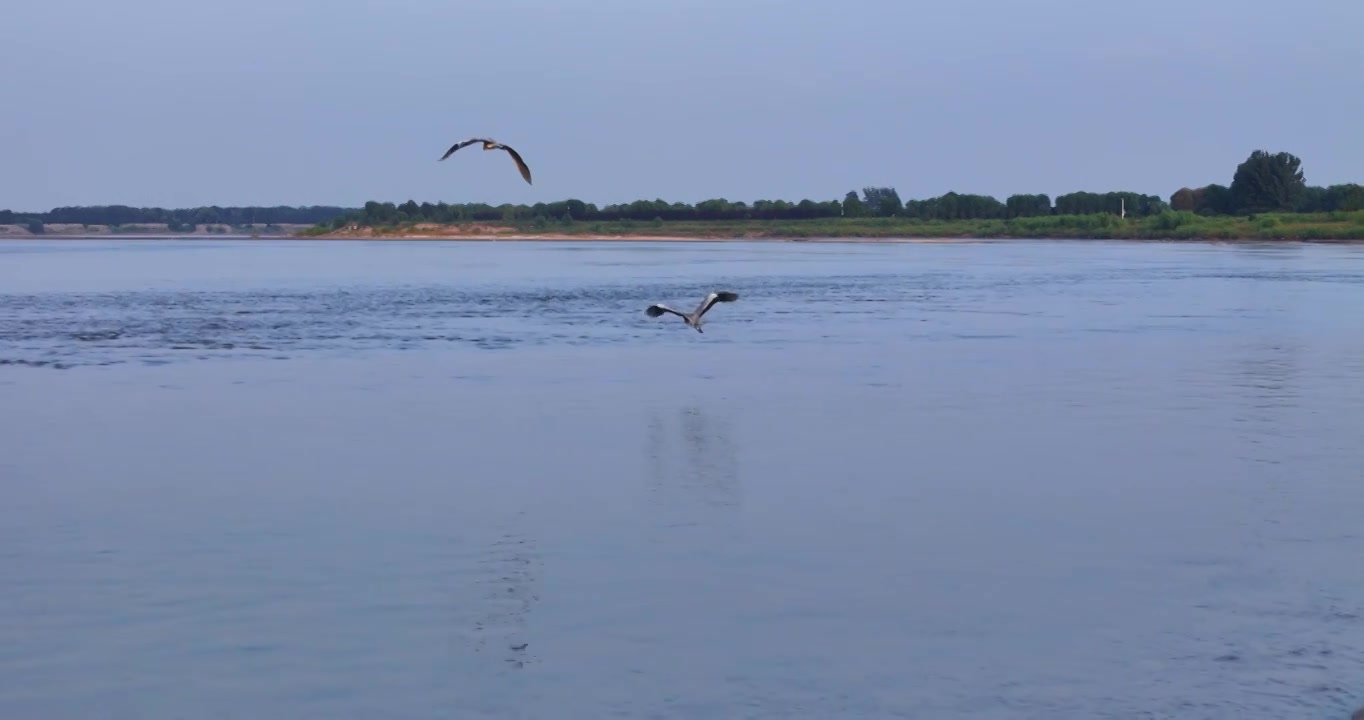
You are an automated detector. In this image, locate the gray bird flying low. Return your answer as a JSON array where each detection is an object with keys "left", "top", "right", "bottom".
[{"left": 645, "top": 291, "right": 739, "bottom": 333}]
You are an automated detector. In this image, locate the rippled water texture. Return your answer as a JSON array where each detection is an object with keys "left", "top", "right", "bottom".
[{"left": 3, "top": 238, "right": 1363, "bottom": 718}]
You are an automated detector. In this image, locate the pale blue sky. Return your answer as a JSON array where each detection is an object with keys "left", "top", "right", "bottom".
[{"left": 3, "top": 0, "right": 1361, "bottom": 211}]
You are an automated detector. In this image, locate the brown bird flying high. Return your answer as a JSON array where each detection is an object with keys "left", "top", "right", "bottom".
[{"left": 438, "top": 138, "right": 533, "bottom": 185}]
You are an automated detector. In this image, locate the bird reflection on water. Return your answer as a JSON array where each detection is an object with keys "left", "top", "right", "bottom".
[{"left": 643, "top": 405, "right": 742, "bottom": 533}]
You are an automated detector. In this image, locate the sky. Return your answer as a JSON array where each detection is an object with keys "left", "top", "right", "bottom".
[{"left": 2, "top": 0, "right": 1361, "bottom": 211}]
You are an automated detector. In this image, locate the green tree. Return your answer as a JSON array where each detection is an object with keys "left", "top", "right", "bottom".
[
  {"left": 1229, "top": 150, "right": 1306, "bottom": 213},
  {"left": 1005, "top": 193, "right": 1051, "bottom": 218},
  {"left": 1190, "top": 184, "right": 1234, "bottom": 215},
  {"left": 841, "top": 191, "right": 864, "bottom": 217},
  {"left": 1333, "top": 184, "right": 1364, "bottom": 211},
  {"left": 564, "top": 199, "right": 588, "bottom": 219},
  {"left": 1299, "top": 183, "right": 1364, "bottom": 212},
  {"left": 861, "top": 186, "right": 902, "bottom": 216}
]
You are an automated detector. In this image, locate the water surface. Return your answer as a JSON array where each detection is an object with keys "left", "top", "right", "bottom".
[{"left": 2, "top": 238, "right": 1363, "bottom": 718}]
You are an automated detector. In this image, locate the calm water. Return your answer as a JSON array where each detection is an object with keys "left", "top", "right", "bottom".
[{"left": 2, "top": 237, "right": 1363, "bottom": 719}]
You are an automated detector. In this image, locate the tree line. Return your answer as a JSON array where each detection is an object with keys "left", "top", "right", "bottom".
[
  {"left": 0, "top": 204, "right": 353, "bottom": 233},
  {"left": 331, "top": 190, "right": 1172, "bottom": 228},
  {"left": 321, "top": 149, "right": 1361, "bottom": 228},
  {"left": 4, "top": 150, "right": 1360, "bottom": 233}
]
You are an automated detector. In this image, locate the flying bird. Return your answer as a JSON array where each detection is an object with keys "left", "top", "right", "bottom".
[
  {"left": 438, "top": 138, "right": 533, "bottom": 184},
  {"left": 645, "top": 291, "right": 739, "bottom": 333}
]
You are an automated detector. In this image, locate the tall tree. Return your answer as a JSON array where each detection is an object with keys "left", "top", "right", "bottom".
[
  {"left": 861, "top": 186, "right": 902, "bottom": 216},
  {"left": 1229, "top": 150, "right": 1306, "bottom": 213},
  {"left": 841, "top": 191, "right": 865, "bottom": 217}
]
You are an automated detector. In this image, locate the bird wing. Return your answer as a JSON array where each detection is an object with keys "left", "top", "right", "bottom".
[
  {"left": 694, "top": 290, "right": 739, "bottom": 318},
  {"left": 495, "top": 144, "right": 533, "bottom": 184},
  {"left": 438, "top": 138, "right": 491, "bottom": 161},
  {"left": 646, "top": 304, "right": 685, "bottom": 319}
]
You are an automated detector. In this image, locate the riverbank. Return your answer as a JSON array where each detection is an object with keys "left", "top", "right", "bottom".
[
  {"left": 0, "top": 223, "right": 314, "bottom": 239},
  {"left": 8, "top": 212, "right": 1364, "bottom": 244},
  {"left": 294, "top": 222, "right": 974, "bottom": 243},
  {"left": 299, "top": 212, "right": 1364, "bottom": 242}
]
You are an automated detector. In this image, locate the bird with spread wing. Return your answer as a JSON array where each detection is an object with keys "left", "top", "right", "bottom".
[
  {"left": 645, "top": 291, "right": 740, "bottom": 333},
  {"left": 438, "top": 138, "right": 533, "bottom": 185}
]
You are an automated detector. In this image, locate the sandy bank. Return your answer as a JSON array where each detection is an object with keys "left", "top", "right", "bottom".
[
  {"left": 298, "top": 223, "right": 987, "bottom": 243},
  {"left": 304, "top": 233, "right": 978, "bottom": 243}
]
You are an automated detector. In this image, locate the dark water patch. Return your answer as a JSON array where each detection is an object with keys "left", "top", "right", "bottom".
[
  {"left": 0, "top": 358, "right": 71, "bottom": 369},
  {"left": 0, "top": 273, "right": 959, "bottom": 368},
  {"left": 1191, "top": 270, "right": 1364, "bottom": 285},
  {"left": 6, "top": 256, "right": 1340, "bottom": 372}
]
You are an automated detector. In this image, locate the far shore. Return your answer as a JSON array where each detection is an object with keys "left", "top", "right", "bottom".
[
  {"left": 297, "top": 214, "right": 1364, "bottom": 243},
  {"left": 293, "top": 230, "right": 992, "bottom": 244},
  {"left": 6, "top": 216, "right": 1364, "bottom": 245},
  {"left": 295, "top": 231, "right": 1363, "bottom": 244},
  {"left": 0, "top": 222, "right": 311, "bottom": 241},
  {"left": 10, "top": 232, "right": 1364, "bottom": 246}
]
